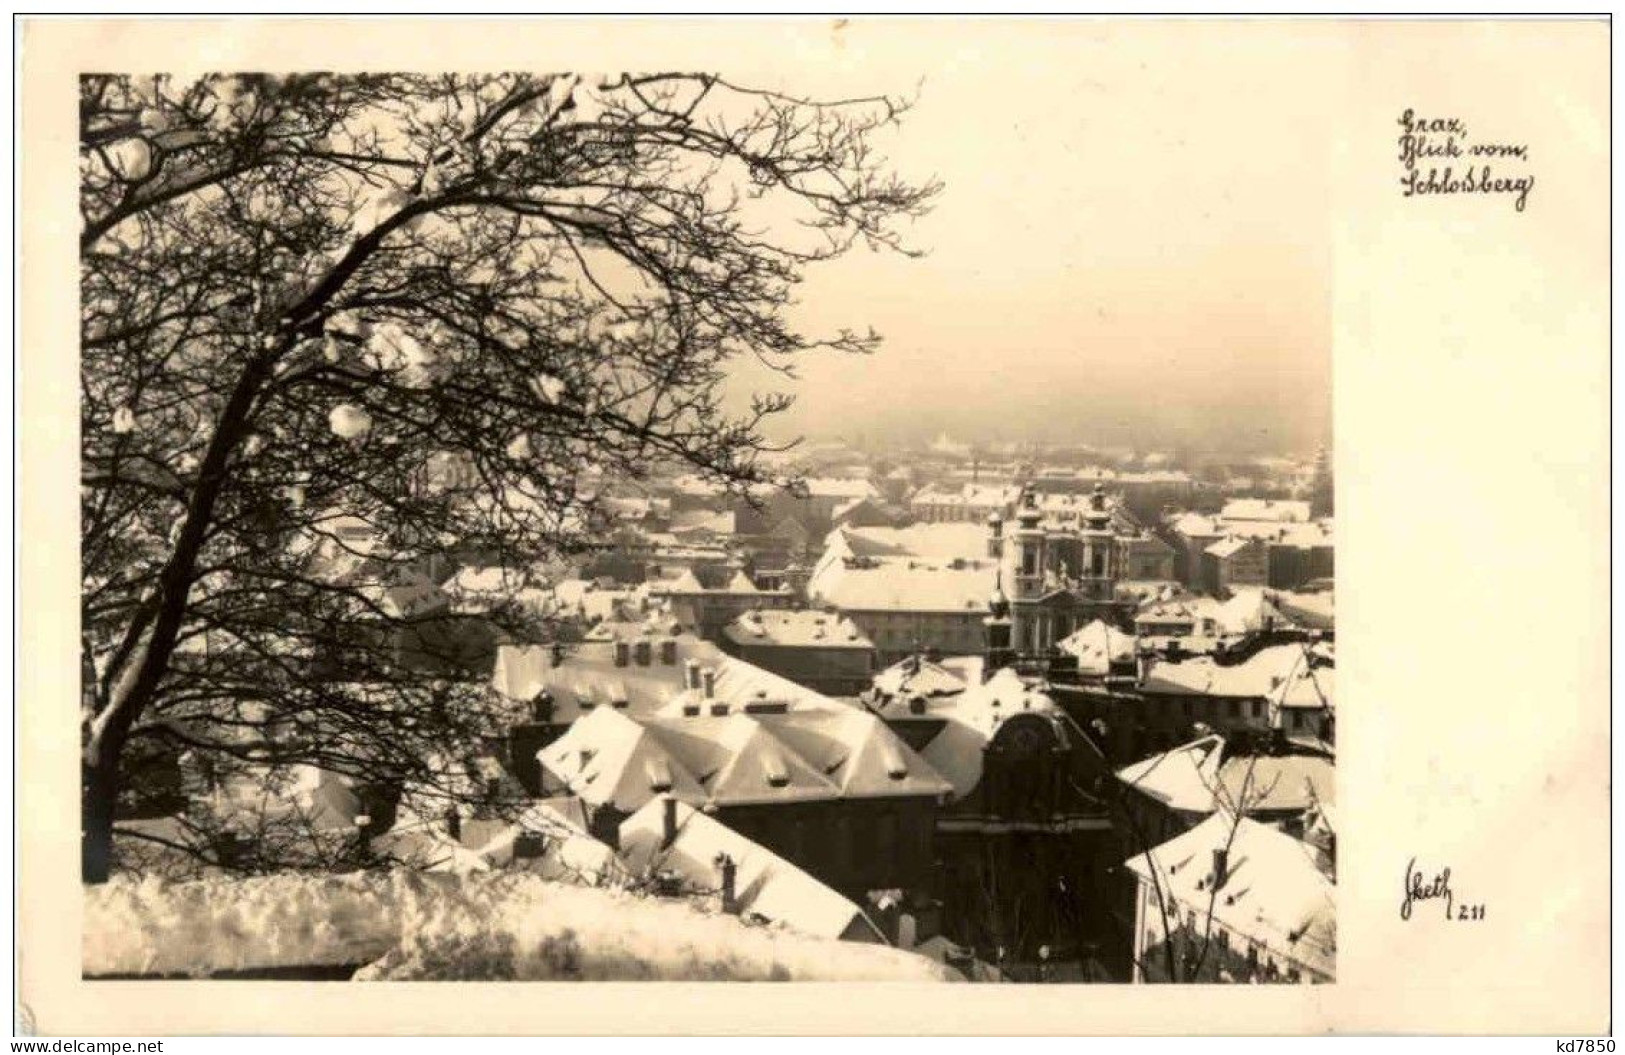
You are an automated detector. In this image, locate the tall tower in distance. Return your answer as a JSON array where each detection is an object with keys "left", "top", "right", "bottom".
[
  {"left": 984, "top": 571, "right": 1015, "bottom": 679},
  {"left": 1309, "top": 444, "right": 1334, "bottom": 518}
]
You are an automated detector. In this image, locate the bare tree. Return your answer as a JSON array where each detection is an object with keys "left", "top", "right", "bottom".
[
  {"left": 80, "top": 72, "right": 939, "bottom": 882},
  {"left": 1113, "top": 748, "right": 1292, "bottom": 983}
]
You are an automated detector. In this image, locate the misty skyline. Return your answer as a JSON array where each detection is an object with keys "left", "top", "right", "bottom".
[{"left": 726, "top": 22, "right": 1334, "bottom": 457}]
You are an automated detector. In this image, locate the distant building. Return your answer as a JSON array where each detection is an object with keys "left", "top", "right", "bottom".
[
  {"left": 720, "top": 608, "right": 878, "bottom": 697},
  {"left": 1202, "top": 536, "right": 1268, "bottom": 598},
  {"left": 1000, "top": 485, "right": 1141, "bottom": 656},
  {"left": 908, "top": 482, "right": 1016, "bottom": 524},
  {"left": 1218, "top": 497, "right": 1312, "bottom": 524},
  {"left": 806, "top": 551, "right": 993, "bottom": 665},
  {"left": 1168, "top": 510, "right": 1333, "bottom": 592},
  {"left": 1125, "top": 812, "right": 1335, "bottom": 983},
  {"left": 647, "top": 566, "right": 796, "bottom": 642},
  {"left": 1056, "top": 619, "right": 1137, "bottom": 680},
  {"left": 1114, "top": 732, "right": 1335, "bottom": 847},
  {"left": 1131, "top": 639, "right": 1324, "bottom": 751}
]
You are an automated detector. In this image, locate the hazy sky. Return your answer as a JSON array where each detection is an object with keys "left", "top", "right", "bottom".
[{"left": 726, "top": 21, "right": 1336, "bottom": 457}]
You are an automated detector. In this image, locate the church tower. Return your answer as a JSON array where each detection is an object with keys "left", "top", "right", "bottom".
[
  {"left": 984, "top": 570, "right": 1015, "bottom": 679},
  {"left": 1010, "top": 486, "right": 1044, "bottom": 656}
]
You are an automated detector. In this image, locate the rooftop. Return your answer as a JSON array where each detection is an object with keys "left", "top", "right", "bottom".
[
  {"left": 809, "top": 557, "right": 994, "bottom": 615},
  {"left": 1116, "top": 733, "right": 1335, "bottom": 816},
  {"left": 619, "top": 798, "right": 885, "bottom": 944},
  {"left": 537, "top": 701, "right": 950, "bottom": 812},
  {"left": 723, "top": 608, "right": 875, "bottom": 650},
  {"left": 1124, "top": 812, "right": 1335, "bottom": 979}
]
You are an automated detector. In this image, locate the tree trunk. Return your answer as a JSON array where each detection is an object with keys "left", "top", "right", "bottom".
[{"left": 82, "top": 749, "right": 121, "bottom": 883}]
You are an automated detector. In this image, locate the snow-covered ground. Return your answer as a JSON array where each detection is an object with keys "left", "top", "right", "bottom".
[{"left": 84, "top": 870, "right": 960, "bottom": 982}]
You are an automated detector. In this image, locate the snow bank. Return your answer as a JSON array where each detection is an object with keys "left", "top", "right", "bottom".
[{"left": 84, "top": 871, "right": 958, "bottom": 983}]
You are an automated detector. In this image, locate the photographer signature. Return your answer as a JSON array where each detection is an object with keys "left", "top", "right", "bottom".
[{"left": 1401, "top": 857, "right": 1486, "bottom": 922}]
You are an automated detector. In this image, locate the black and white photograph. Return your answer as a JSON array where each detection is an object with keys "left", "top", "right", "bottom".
[{"left": 17, "top": 13, "right": 1610, "bottom": 1038}]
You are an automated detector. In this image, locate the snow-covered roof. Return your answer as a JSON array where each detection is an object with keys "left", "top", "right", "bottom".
[
  {"left": 1205, "top": 536, "right": 1258, "bottom": 560},
  {"left": 802, "top": 477, "right": 881, "bottom": 501},
  {"left": 1269, "top": 649, "right": 1335, "bottom": 711},
  {"left": 1268, "top": 589, "right": 1336, "bottom": 631},
  {"left": 1140, "top": 643, "right": 1318, "bottom": 698},
  {"left": 871, "top": 655, "right": 972, "bottom": 699},
  {"left": 668, "top": 509, "right": 735, "bottom": 535},
  {"left": 352, "top": 569, "right": 449, "bottom": 620},
  {"left": 534, "top": 686, "right": 948, "bottom": 813},
  {"left": 723, "top": 608, "right": 874, "bottom": 650},
  {"left": 870, "top": 667, "right": 1071, "bottom": 801},
  {"left": 539, "top": 707, "right": 711, "bottom": 813},
  {"left": 1124, "top": 813, "right": 1335, "bottom": 979},
  {"left": 491, "top": 632, "right": 843, "bottom": 722},
  {"left": 1057, "top": 619, "right": 1136, "bottom": 674},
  {"left": 824, "top": 522, "right": 991, "bottom": 562},
  {"left": 810, "top": 557, "right": 994, "bottom": 615},
  {"left": 619, "top": 799, "right": 884, "bottom": 943},
  {"left": 1116, "top": 734, "right": 1335, "bottom": 815},
  {"left": 1220, "top": 498, "right": 1312, "bottom": 524}
]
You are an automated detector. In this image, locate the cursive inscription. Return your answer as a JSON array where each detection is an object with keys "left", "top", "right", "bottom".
[
  {"left": 1401, "top": 857, "right": 1453, "bottom": 920},
  {"left": 1397, "top": 108, "right": 1535, "bottom": 212},
  {"left": 1401, "top": 857, "right": 1488, "bottom": 921}
]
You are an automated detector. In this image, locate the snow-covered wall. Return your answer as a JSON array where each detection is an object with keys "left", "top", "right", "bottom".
[{"left": 84, "top": 871, "right": 959, "bottom": 982}]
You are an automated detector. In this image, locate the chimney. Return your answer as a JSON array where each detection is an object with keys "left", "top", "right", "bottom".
[
  {"left": 701, "top": 667, "right": 717, "bottom": 699},
  {"left": 659, "top": 638, "right": 678, "bottom": 665},
  {"left": 662, "top": 795, "right": 679, "bottom": 850},
  {"left": 613, "top": 640, "right": 630, "bottom": 667},
  {"left": 1212, "top": 847, "right": 1229, "bottom": 890},
  {"left": 715, "top": 852, "right": 739, "bottom": 915},
  {"left": 684, "top": 659, "right": 701, "bottom": 691}
]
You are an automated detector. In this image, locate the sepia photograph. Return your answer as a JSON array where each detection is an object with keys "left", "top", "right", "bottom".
[
  {"left": 17, "top": 13, "right": 1609, "bottom": 1038},
  {"left": 76, "top": 48, "right": 1334, "bottom": 988}
]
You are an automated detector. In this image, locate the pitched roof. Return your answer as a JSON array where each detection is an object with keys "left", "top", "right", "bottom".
[
  {"left": 803, "top": 477, "right": 881, "bottom": 501},
  {"left": 527, "top": 662, "right": 948, "bottom": 813},
  {"left": 871, "top": 667, "right": 1074, "bottom": 801},
  {"left": 827, "top": 522, "right": 991, "bottom": 562},
  {"left": 618, "top": 799, "right": 885, "bottom": 943},
  {"left": 1220, "top": 498, "right": 1312, "bottom": 524},
  {"left": 723, "top": 608, "right": 874, "bottom": 650},
  {"left": 697, "top": 715, "right": 842, "bottom": 805},
  {"left": 871, "top": 655, "right": 971, "bottom": 699},
  {"left": 811, "top": 558, "right": 994, "bottom": 614},
  {"left": 755, "top": 707, "right": 949, "bottom": 799},
  {"left": 1268, "top": 589, "right": 1336, "bottom": 631},
  {"left": 1269, "top": 649, "right": 1335, "bottom": 711},
  {"left": 1116, "top": 734, "right": 1335, "bottom": 815},
  {"left": 1140, "top": 643, "right": 1314, "bottom": 698},
  {"left": 1057, "top": 619, "right": 1136, "bottom": 674},
  {"left": 537, "top": 707, "right": 709, "bottom": 813},
  {"left": 1205, "top": 536, "right": 1258, "bottom": 559},
  {"left": 1124, "top": 813, "right": 1335, "bottom": 979}
]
